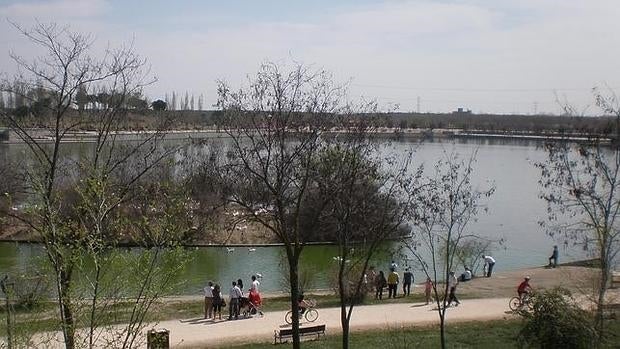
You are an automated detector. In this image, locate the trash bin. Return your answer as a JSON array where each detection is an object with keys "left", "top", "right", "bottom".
[{"left": 147, "top": 328, "right": 170, "bottom": 349}]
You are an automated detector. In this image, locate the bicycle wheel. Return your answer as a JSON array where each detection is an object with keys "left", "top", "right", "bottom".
[
  {"left": 305, "top": 308, "right": 319, "bottom": 322},
  {"left": 285, "top": 311, "right": 294, "bottom": 324},
  {"left": 525, "top": 296, "right": 534, "bottom": 311},
  {"left": 509, "top": 297, "right": 521, "bottom": 311}
]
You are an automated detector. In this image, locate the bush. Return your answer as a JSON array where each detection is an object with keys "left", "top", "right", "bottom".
[{"left": 517, "top": 287, "right": 596, "bottom": 349}]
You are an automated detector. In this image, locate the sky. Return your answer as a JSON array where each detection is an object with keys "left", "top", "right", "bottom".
[{"left": 0, "top": 0, "right": 619, "bottom": 114}]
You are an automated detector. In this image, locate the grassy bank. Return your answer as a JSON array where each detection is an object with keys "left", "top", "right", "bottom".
[{"left": 219, "top": 318, "right": 620, "bottom": 349}]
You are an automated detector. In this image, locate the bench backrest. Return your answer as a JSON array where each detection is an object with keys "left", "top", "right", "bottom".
[
  {"left": 278, "top": 324, "right": 325, "bottom": 337},
  {"left": 299, "top": 325, "right": 326, "bottom": 334},
  {"left": 278, "top": 328, "right": 294, "bottom": 336}
]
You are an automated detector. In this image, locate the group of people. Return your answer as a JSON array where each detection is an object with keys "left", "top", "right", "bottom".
[
  {"left": 364, "top": 254, "right": 499, "bottom": 307},
  {"left": 203, "top": 275, "right": 262, "bottom": 320},
  {"left": 367, "top": 261, "right": 419, "bottom": 300}
]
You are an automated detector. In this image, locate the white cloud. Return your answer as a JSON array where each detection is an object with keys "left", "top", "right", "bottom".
[
  {"left": 0, "top": 0, "right": 109, "bottom": 19},
  {"left": 1, "top": 0, "right": 619, "bottom": 114}
]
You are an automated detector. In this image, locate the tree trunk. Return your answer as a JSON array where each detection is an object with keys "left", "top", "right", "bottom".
[
  {"left": 439, "top": 314, "right": 446, "bottom": 349},
  {"left": 288, "top": 256, "right": 301, "bottom": 349},
  {"left": 595, "top": 257, "right": 609, "bottom": 343},
  {"left": 342, "top": 319, "right": 350, "bottom": 349},
  {"left": 339, "top": 263, "right": 349, "bottom": 349},
  {"left": 59, "top": 268, "right": 75, "bottom": 349}
]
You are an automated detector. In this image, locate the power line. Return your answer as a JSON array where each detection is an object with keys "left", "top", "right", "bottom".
[{"left": 351, "top": 83, "right": 617, "bottom": 93}]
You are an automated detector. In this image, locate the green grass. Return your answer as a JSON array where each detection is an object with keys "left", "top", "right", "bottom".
[{"left": 219, "top": 318, "right": 620, "bottom": 349}]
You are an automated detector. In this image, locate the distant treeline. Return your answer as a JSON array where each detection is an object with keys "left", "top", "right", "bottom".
[{"left": 1, "top": 107, "right": 617, "bottom": 137}]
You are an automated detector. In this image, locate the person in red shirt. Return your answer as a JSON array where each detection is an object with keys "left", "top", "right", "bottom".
[{"left": 517, "top": 276, "right": 532, "bottom": 301}]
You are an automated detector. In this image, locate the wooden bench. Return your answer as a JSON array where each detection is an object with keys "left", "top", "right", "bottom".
[
  {"left": 612, "top": 271, "right": 620, "bottom": 288},
  {"left": 274, "top": 324, "right": 326, "bottom": 344},
  {"left": 602, "top": 303, "right": 620, "bottom": 320}
]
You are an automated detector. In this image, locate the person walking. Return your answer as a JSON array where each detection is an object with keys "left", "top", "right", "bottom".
[
  {"left": 212, "top": 284, "right": 223, "bottom": 320},
  {"left": 482, "top": 255, "right": 496, "bottom": 277},
  {"left": 424, "top": 277, "right": 433, "bottom": 305},
  {"left": 403, "top": 267, "right": 414, "bottom": 296},
  {"left": 548, "top": 246, "right": 559, "bottom": 268},
  {"left": 228, "top": 281, "right": 242, "bottom": 320},
  {"left": 250, "top": 275, "right": 260, "bottom": 292},
  {"left": 447, "top": 271, "right": 460, "bottom": 307},
  {"left": 387, "top": 268, "right": 399, "bottom": 298},
  {"left": 375, "top": 270, "right": 387, "bottom": 300},
  {"left": 367, "top": 266, "right": 377, "bottom": 294},
  {"left": 203, "top": 281, "right": 214, "bottom": 319}
]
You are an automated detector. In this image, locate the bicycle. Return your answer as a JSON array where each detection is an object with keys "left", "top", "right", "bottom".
[
  {"left": 509, "top": 293, "right": 533, "bottom": 312},
  {"left": 285, "top": 299, "right": 319, "bottom": 324}
]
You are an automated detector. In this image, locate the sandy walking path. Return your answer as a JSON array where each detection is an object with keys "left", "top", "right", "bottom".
[{"left": 162, "top": 297, "right": 513, "bottom": 348}]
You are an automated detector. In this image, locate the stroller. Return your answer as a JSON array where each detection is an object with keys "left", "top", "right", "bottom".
[{"left": 240, "top": 289, "right": 264, "bottom": 317}]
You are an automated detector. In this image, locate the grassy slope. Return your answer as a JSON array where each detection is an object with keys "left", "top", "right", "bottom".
[{"left": 220, "top": 318, "right": 620, "bottom": 349}]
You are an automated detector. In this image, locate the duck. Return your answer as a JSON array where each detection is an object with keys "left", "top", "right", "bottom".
[
  {"left": 248, "top": 247, "right": 256, "bottom": 252},
  {"left": 226, "top": 247, "right": 235, "bottom": 253}
]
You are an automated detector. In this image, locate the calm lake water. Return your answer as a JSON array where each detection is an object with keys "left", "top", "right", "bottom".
[{"left": 0, "top": 137, "right": 592, "bottom": 294}]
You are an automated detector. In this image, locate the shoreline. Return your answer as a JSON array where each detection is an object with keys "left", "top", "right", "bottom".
[{"left": 0, "top": 127, "right": 613, "bottom": 145}]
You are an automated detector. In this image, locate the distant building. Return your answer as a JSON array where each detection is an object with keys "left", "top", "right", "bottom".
[{"left": 452, "top": 107, "right": 472, "bottom": 115}]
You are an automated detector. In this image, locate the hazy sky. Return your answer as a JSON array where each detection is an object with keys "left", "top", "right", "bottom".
[{"left": 1, "top": 0, "right": 619, "bottom": 114}]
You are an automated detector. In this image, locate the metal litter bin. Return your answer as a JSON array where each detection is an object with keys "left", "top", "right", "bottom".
[{"left": 147, "top": 328, "right": 169, "bottom": 349}]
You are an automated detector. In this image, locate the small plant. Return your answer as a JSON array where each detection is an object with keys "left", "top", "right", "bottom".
[{"left": 517, "top": 287, "right": 597, "bottom": 349}]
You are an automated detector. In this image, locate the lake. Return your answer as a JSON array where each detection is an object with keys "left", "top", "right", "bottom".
[{"left": 0, "top": 136, "right": 592, "bottom": 294}]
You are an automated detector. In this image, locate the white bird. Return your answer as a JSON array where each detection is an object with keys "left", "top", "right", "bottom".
[
  {"left": 226, "top": 247, "right": 235, "bottom": 253},
  {"left": 255, "top": 273, "right": 263, "bottom": 279},
  {"left": 248, "top": 247, "right": 256, "bottom": 252}
]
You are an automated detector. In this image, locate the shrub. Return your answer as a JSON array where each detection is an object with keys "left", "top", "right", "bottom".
[{"left": 517, "top": 287, "right": 596, "bottom": 349}]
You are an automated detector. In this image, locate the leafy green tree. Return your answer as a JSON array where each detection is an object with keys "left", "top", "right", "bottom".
[
  {"left": 151, "top": 99, "right": 167, "bottom": 111},
  {"left": 313, "top": 144, "right": 418, "bottom": 349}
]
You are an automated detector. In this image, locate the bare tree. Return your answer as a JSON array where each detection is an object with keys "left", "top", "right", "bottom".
[
  {"left": 210, "top": 61, "right": 347, "bottom": 349},
  {"left": 0, "top": 22, "right": 178, "bottom": 349},
  {"left": 537, "top": 89, "right": 620, "bottom": 339},
  {"left": 402, "top": 150, "right": 494, "bottom": 349}
]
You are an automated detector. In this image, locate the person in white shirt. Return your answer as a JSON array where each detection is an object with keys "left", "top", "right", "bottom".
[
  {"left": 204, "top": 281, "right": 214, "bottom": 319},
  {"left": 251, "top": 275, "right": 260, "bottom": 292},
  {"left": 482, "top": 255, "right": 496, "bottom": 277},
  {"left": 447, "top": 271, "right": 460, "bottom": 307},
  {"left": 228, "top": 281, "right": 242, "bottom": 320}
]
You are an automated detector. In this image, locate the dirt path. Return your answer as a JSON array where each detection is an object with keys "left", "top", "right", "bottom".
[
  {"left": 32, "top": 266, "right": 619, "bottom": 348},
  {"left": 157, "top": 297, "right": 514, "bottom": 348}
]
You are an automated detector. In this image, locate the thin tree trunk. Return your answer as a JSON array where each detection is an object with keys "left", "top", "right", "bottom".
[
  {"left": 338, "top": 259, "right": 348, "bottom": 349},
  {"left": 440, "top": 314, "right": 446, "bottom": 349},
  {"left": 88, "top": 263, "right": 102, "bottom": 349},
  {"left": 595, "top": 257, "right": 609, "bottom": 343},
  {"left": 288, "top": 256, "right": 301, "bottom": 349},
  {"left": 59, "top": 268, "right": 75, "bottom": 349}
]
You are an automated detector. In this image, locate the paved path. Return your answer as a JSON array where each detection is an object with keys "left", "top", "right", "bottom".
[{"left": 161, "top": 297, "right": 514, "bottom": 348}]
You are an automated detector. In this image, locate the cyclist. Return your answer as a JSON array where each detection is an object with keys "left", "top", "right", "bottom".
[
  {"left": 517, "top": 276, "right": 532, "bottom": 302},
  {"left": 298, "top": 294, "right": 311, "bottom": 315}
]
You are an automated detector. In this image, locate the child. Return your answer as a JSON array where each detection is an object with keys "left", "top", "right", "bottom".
[{"left": 424, "top": 277, "right": 433, "bottom": 305}]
